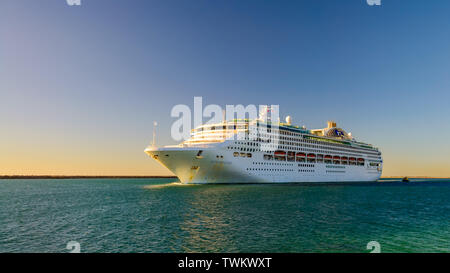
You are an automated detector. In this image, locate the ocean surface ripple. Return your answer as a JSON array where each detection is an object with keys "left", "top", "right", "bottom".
[{"left": 0, "top": 178, "right": 449, "bottom": 253}]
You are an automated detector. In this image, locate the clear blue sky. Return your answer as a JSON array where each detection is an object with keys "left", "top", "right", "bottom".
[{"left": 1, "top": 0, "right": 450, "bottom": 176}]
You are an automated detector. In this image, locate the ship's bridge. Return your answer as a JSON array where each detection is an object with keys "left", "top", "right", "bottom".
[{"left": 182, "top": 119, "right": 252, "bottom": 146}]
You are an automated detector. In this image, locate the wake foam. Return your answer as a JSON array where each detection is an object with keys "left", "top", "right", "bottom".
[{"left": 143, "top": 182, "right": 192, "bottom": 189}]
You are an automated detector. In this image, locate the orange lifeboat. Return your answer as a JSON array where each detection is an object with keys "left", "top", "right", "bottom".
[
  {"left": 296, "top": 152, "right": 306, "bottom": 157},
  {"left": 274, "top": 151, "right": 286, "bottom": 156},
  {"left": 307, "top": 154, "right": 316, "bottom": 158}
]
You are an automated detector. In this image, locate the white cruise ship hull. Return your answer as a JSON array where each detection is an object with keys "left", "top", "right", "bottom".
[{"left": 145, "top": 145, "right": 382, "bottom": 184}]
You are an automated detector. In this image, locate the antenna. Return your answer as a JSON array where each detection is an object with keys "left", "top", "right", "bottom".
[
  {"left": 222, "top": 109, "right": 226, "bottom": 123},
  {"left": 152, "top": 121, "right": 158, "bottom": 147},
  {"left": 259, "top": 106, "right": 271, "bottom": 122}
]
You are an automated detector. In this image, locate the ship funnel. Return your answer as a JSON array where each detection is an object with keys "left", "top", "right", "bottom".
[{"left": 327, "top": 121, "right": 336, "bottom": 128}]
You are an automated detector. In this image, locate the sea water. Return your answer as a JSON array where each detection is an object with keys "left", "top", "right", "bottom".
[{"left": 0, "top": 178, "right": 449, "bottom": 253}]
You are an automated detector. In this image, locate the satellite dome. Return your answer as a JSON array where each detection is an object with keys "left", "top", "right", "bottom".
[{"left": 285, "top": 116, "right": 292, "bottom": 125}]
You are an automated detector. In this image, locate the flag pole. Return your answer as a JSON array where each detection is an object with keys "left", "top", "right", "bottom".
[{"left": 152, "top": 121, "right": 157, "bottom": 147}]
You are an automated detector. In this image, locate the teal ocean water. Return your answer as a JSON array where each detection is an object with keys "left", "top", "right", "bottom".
[{"left": 0, "top": 178, "right": 449, "bottom": 253}]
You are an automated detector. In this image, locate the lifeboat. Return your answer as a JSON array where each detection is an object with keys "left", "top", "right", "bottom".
[
  {"left": 287, "top": 151, "right": 296, "bottom": 161},
  {"left": 349, "top": 157, "right": 356, "bottom": 161},
  {"left": 296, "top": 152, "right": 306, "bottom": 157},
  {"left": 357, "top": 158, "right": 364, "bottom": 162},
  {"left": 324, "top": 155, "right": 332, "bottom": 159},
  {"left": 341, "top": 157, "right": 348, "bottom": 161},
  {"left": 333, "top": 156, "right": 341, "bottom": 160},
  {"left": 275, "top": 150, "right": 287, "bottom": 161},
  {"left": 307, "top": 154, "right": 316, "bottom": 158}
]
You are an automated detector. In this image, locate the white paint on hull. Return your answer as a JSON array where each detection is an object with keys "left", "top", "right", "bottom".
[{"left": 145, "top": 143, "right": 382, "bottom": 184}]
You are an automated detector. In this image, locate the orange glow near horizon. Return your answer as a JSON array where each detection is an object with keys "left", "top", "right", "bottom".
[{"left": 1, "top": 137, "right": 449, "bottom": 178}]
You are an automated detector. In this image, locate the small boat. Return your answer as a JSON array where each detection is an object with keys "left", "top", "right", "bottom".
[{"left": 402, "top": 177, "right": 410, "bottom": 182}]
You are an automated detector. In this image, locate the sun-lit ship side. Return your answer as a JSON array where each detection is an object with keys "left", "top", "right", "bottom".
[{"left": 145, "top": 119, "right": 383, "bottom": 184}]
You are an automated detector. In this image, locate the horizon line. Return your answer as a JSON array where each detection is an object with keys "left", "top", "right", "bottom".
[
  {"left": 1, "top": 175, "right": 449, "bottom": 179},
  {"left": 0, "top": 175, "right": 177, "bottom": 179}
]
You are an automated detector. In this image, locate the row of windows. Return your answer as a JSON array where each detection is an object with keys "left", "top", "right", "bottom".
[
  {"left": 263, "top": 156, "right": 365, "bottom": 166},
  {"left": 227, "top": 146, "right": 259, "bottom": 153},
  {"left": 233, "top": 152, "right": 252, "bottom": 158},
  {"left": 228, "top": 140, "right": 379, "bottom": 158},
  {"left": 326, "top": 165, "right": 346, "bottom": 169},
  {"left": 236, "top": 130, "right": 380, "bottom": 155},
  {"left": 193, "top": 124, "right": 379, "bottom": 155},
  {"left": 195, "top": 125, "right": 247, "bottom": 132},
  {"left": 246, "top": 168, "right": 294, "bottom": 172},
  {"left": 299, "top": 169, "right": 315, "bottom": 173},
  {"left": 230, "top": 151, "right": 366, "bottom": 167},
  {"left": 253, "top": 162, "right": 293, "bottom": 166}
]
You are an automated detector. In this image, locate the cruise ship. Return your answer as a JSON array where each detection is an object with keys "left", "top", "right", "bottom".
[{"left": 145, "top": 117, "right": 383, "bottom": 184}]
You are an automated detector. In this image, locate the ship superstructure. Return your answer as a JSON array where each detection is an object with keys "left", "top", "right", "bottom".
[{"left": 145, "top": 118, "right": 382, "bottom": 183}]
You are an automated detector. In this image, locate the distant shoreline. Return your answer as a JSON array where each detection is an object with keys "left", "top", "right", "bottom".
[
  {"left": 381, "top": 176, "right": 450, "bottom": 179},
  {"left": 1, "top": 175, "right": 448, "bottom": 180},
  {"left": 0, "top": 175, "right": 177, "bottom": 179}
]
